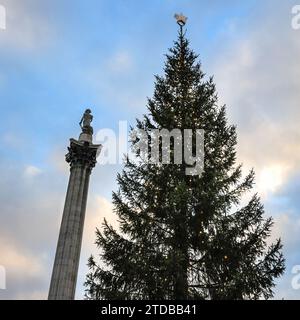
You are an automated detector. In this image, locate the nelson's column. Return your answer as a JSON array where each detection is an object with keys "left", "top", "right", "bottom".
[{"left": 48, "top": 109, "right": 101, "bottom": 300}]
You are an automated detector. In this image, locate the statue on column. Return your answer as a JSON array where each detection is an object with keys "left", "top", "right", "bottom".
[{"left": 79, "top": 109, "right": 93, "bottom": 135}]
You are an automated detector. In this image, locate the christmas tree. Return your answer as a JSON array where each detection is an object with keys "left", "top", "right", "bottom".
[{"left": 85, "top": 16, "right": 285, "bottom": 300}]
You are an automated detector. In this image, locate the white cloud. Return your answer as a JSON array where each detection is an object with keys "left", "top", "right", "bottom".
[
  {"left": 83, "top": 195, "right": 116, "bottom": 247},
  {"left": 76, "top": 195, "right": 116, "bottom": 299},
  {"left": 0, "top": 0, "right": 55, "bottom": 52},
  {"left": 49, "top": 147, "right": 69, "bottom": 174},
  {"left": 271, "top": 213, "right": 300, "bottom": 252},
  {"left": 210, "top": 2, "right": 300, "bottom": 200},
  {"left": 24, "top": 165, "right": 42, "bottom": 178},
  {"left": 0, "top": 237, "right": 48, "bottom": 300},
  {"left": 208, "top": 2, "right": 300, "bottom": 299},
  {"left": 0, "top": 158, "right": 66, "bottom": 299},
  {"left": 0, "top": 241, "right": 45, "bottom": 278},
  {"left": 257, "top": 164, "right": 290, "bottom": 199}
]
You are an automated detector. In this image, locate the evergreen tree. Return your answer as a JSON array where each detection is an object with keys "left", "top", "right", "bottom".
[{"left": 85, "top": 24, "right": 285, "bottom": 300}]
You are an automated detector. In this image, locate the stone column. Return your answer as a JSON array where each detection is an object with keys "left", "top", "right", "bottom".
[{"left": 48, "top": 135, "right": 101, "bottom": 300}]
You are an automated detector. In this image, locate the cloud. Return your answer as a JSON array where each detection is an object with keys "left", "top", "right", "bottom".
[
  {"left": 208, "top": 1, "right": 300, "bottom": 298},
  {"left": 83, "top": 195, "right": 116, "bottom": 247},
  {"left": 0, "top": 237, "right": 48, "bottom": 300},
  {"left": 272, "top": 214, "right": 300, "bottom": 251},
  {"left": 24, "top": 165, "right": 42, "bottom": 178},
  {"left": 0, "top": 0, "right": 55, "bottom": 52},
  {"left": 76, "top": 195, "right": 116, "bottom": 299},
  {"left": 49, "top": 146, "right": 69, "bottom": 174},
  {"left": 270, "top": 212, "right": 300, "bottom": 299},
  {"left": 0, "top": 156, "right": 67, "bottom": 299},
  {"left": 257, "top": 164, "right": 290, "bottom": 199},
  {"left": 210, "top": 1, "right": 300, "bottom": 193},
  {"left": 0, "top": 240, "right": 45, "bottom": 278}
]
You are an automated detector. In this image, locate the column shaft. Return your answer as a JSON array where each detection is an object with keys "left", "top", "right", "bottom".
[{"left": 48, "top": 164, "right": 91, "bottom": 300}]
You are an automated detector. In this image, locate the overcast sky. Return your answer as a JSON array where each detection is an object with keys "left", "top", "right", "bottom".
[{"left": 0, "top": 0, "right": 300, "bottom": 299}]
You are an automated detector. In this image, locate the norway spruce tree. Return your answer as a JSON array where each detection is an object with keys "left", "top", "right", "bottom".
[{"left": 85, "top": 20, "right": 284, "bottom": 300}]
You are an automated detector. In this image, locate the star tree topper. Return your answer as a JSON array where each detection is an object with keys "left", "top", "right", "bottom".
[{"left": 174, "top": 13, "right": 188, "bottom": 26}]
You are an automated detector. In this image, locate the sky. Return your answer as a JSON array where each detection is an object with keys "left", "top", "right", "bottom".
[{"left": 0, "top": 0, "right": 300, "bottom": 299}]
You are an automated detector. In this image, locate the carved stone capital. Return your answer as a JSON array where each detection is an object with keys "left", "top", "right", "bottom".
[{"left": 65, "top": 139, "right": 101, "bottom": 170}]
